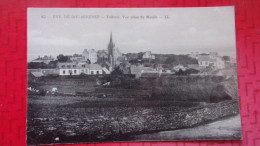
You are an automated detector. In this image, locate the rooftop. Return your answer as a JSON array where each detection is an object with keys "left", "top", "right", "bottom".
[
  {"left": 30, "top": 72, "right": 44, "bottom": 77},
  {"left": 130, "top": 65, "right": 155, "bottom": 74},
  {"left": 88, "top": 64, "right": 102, "bottom": 70},
  {"left": 198, "top": 54, "right": 216, "bottom": 62},
  {"left": 82, "top": 49, "right": 96, "bottom": 54}
]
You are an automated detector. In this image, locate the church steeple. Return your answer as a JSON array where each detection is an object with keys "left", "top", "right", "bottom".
[
  {"left": 110, "top": 32, "right": 113, "bottom": 43},
  {"left": 108, "top": 32, "right": 115, "bottom": 70}
]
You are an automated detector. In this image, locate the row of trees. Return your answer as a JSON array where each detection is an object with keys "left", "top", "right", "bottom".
[
  {"left": 28, "top": 61, "right": 58, "bottom": 69},
  {"left": 126, "top": 53, "right": 198, "bottom": 67}
]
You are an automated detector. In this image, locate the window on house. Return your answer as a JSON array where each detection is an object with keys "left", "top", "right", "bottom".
[
  {"left": 61, "top": 65, "right": 65, "bottom": 68},
  {"left": 73, "top": 65, "right": 76, "bottom": 68},
  {"left": 97, "top": 71, "right": 99, "bottom": 74},
  {"left": 82, "top": 65, "right": 85, "bottom": 67},
  {"left": 91, "top": 71, "right": 94, "bottom": 75},
  {"left": 63, "top": 70, "right": 66, "bottom": 74},
  {"left": 67, "top": 65, "right": 71, "bottom": 68},
  {"left": 74, "top": 70, "right": 77, "bottom": 73}
]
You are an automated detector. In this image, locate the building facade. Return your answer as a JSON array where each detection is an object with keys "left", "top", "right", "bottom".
[
  {"left": 57, "top": 62, "right": 104, "bottom": 76},
  {"left": 58, "top": 62, "right": 84, "bottom": 75},
  {"left": 88, "top": 64, "right": 103, "bottom": 75},
  {"left": 31, "top": 55, "right": 54, "bottom": 64},
  {"left": 189, "top": 52, "right": 200, "bottom": 59},
  {"left": 198, "top": 53, "right": 225, "bottom": 69},
  {"left": 82, "top": 49, "right": 97, "bottom": 64},
  {"left": 70, "top": 54, "right": 83, "bottom": 62},
  {"left": 97, "top": 50, "right": 108, "bottom": 64},
  {"left": 143, "top": 51, "right": 155, "bottom": 59}
]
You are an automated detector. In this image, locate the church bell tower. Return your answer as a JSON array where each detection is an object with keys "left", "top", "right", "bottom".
[{"left": 107, "top": 32, "right": 115, "bottom": 70}]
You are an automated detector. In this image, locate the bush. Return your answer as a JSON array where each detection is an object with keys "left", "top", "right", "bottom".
[{"left": 39, "top": 90, "right": 47, "bottom": 96}]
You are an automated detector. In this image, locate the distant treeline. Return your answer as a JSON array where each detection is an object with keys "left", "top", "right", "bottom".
[
  {"left": 28, "top": 61, "right": 58, "bottom": 69},
  {"left": 125, "top": 53, "right": 198, "bottom": 67}
]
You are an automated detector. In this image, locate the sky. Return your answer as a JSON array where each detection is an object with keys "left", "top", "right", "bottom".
[{"left": 27, "top": 7, "right": 236, "bottom": 62}]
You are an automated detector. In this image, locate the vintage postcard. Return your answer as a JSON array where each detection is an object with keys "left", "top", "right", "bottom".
[{"left": 27, "top": 7, "right": 242, "bottom": 145}]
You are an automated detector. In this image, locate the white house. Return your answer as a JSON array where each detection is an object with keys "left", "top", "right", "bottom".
[
  {"left": 130, "top": 65, "right": 156, "bottom": 78},
  {"left": 58, "top": 62, "right": 84, "bottom": 75},
  {"left": 88, "top": 64, "right": 103, "bottom": 75},
  {"left": 216, "top": 57, "right": 225, "bottom": 69},
  {"left": 143, "top": 51, "right": 155, "bottom": 59},
  {"left": 189, "top": 52, "right": 200, "bottom": 59},
  {"left": 82, "top": 49, "right": 97, "bottom": 64},
  {"left": 58, "top": 62, "right": 105, "bottom": 76},
  {"left": 198, "top": 54, "right": 216, "bottom": 67},
  {"left": 198, "top": 54, "right": 225, "bottom": 69}
]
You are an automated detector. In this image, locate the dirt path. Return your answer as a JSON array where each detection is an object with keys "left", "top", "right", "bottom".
[{"left": 134, "top": 115, "right": 242, "bottom": 140}]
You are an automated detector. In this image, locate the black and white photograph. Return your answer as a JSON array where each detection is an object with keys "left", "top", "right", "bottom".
[{"left": 27, "top": 7, "right": 242, "bottom": 145}]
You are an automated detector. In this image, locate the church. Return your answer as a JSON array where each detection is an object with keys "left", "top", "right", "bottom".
[{"left": 103, "top": 33, "right": 124, "bottom": 71}]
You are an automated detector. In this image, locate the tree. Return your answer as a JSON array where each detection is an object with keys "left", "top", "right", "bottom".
[
  {"left": 164, "top": 54, "right": 177, "bottom": 64},
  {"left": 48, "top": 61, "right": 58, "bottom": 68},
  {"left": 185, "top": 68, "right": 199, "bottom": 74},
  {"left": 222, "top": 56, "right": 230, "bottom": 62},
  {"left": 57, "top": 54, "right": 70, "bottom": 62},
  {"left": 27, "top": 62, "right": 48, "bottom": 69},
  {"left": 111, "top": 66, "right": 124, "bottom": 76},
  {"left": 129, "top": 59, "right": 143, "bottom": 65},
  {"left": 137, "top": 52, "right": 144, "bottom": 59},
  {"left": 175, "top": 69, "right": 187, "bottom": 75}
]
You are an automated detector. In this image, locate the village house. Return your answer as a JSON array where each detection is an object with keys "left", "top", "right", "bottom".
[
  {"left": 130, "top": 65, "right": 156, "bottom": 78},
  {"left": 70, "top": 54, "right": 83, "bottom": 62},
  {"left": 198, "top": 53, "right": 225, "bottom": 69},
  {"left": 215, "top": 57, "right": 225, "bottom": 69},
  {"left": 142, "top": 51, "right": 155, "bottom": 59},
  {"left": 198, "top": 54, "right": 215, "bottom": 67},
  {"left": 58, "top": 62, "right": 84, "bottom": 75},
  {"left": 97, "top": 50, "right": 108, "bottom": 64},
  {"left": 31, "top": 55, "right": 54, "bottom": 64},
  {"left": 58, "top": 62, "right": 104, "bottom": 76},
  {"left": 82, "top": 49, "right": 98, "bottom": 64},
  {"left": 187, "top": 64, "right": 201, "bottom": 70},
  {"left": 29, "top": 71, "right": 44, "bottom": 78},
  {"left": 28, "top": 69, "right": 59, "bottom": 76},
  {"left": 173, "top": 64, "right": 187, "bottom": 72},
  {"left": 88, "top": 64, "right": 103, "bottom": 75},
  {"left": 189, "top": 52, "right": 200, "bottom": 59},
  {"left": 28, "top": 72, "right": 44, "bottom": 82}
]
